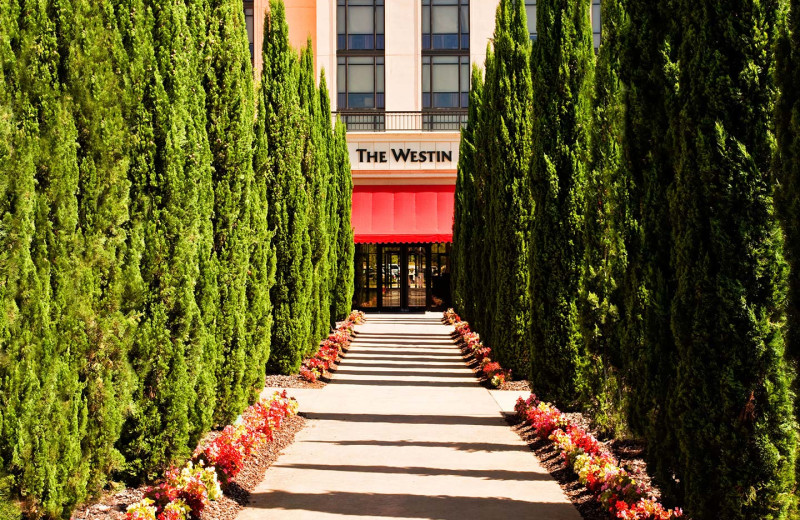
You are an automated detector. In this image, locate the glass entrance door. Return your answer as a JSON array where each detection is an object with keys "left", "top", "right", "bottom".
[
  {"left": 356, "top": 243, "right": 441, "bottom": 311},
  {"left": 406, "top": 246, "right": 427, "bottom": 309},
  {"left": 381, "top": 247, "right": 401, "bottom": 309}
]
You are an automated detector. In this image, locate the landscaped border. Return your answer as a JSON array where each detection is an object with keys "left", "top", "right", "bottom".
[
  {"left": 443, "top": 309, "right": 685, "bottom": 520},
  {"left": 443, "top": 309, "right": 511, "bottom": 388},
  {"left": 299, "top": 311, "right": 366, "bottom": 383},
  {"left": 122, "top": 392, "right": 299, "bottom": 520}
]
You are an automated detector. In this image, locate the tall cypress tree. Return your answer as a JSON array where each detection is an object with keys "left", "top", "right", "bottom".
[
  {"left": 668, "top": 1, "right": 796, "bottom": 516},
  {"left": 204, "top": 0, "right": 257, "bottom": 424},
  {"left": 258, "top": 0, "right": 310, "bottom": 374},
  {"left": 453, "top": 65, "right": 483, "bottom": 324},
  {"left": 775, "top": 0, "right": 800, "bottom": 509},
  {"left": 577, "top": 0, "right": 627, "bottom": 432},
  {"left": 118, "top": 0, "right": 210, "bottom": 477},
  {"left": 0, "top": 1, "right": 89, "bottom": 514},
  {"left": 0, "top": 1, "right": 76, "bottom": 515},
  {"left": 472, "top": 46, "right": 494, "bottom": 338},
  {"left": 0, "top": 4, "right": 20, "bottom": 512},
  {"left": 183, "top": 0, "right": 219, "bottom": 444},
  {"left": 482, "top": 0, "right": 533, "bottom": 375},
  {"left": 55, "top": 0, "right": 136, "bottom": 498},
  {"left": 320, "top": 71, "right": 342, "bottom": 325},
  {"left": 299, "top": 40, "right": 331, "bottom": 347},
  {"left": 529, "top": 0, "right": 594, "bottom": 405},
  {"left": 331, "top": 116, "right": 354, "bottom": 321},
  {"left": 617, "top": 0, "right": 681, "bottom": 492}
]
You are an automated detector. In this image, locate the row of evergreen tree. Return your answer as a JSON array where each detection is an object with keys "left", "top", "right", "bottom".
[
  {"left": 0, "top": 0, "right": 353, "bottom": 517},
  {"left": 452, "top": 0, "right": 799, "bottom": 518}
]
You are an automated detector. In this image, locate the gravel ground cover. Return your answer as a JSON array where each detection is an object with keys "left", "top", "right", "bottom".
[
  {"left": 264, "top": 373, "right": 326, "bottom": 389},
  {"left": 70, "top": 415, "right": 306, "bottom": 520}
]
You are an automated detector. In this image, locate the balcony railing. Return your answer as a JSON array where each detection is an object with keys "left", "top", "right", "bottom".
[{"left": 333, "top": 110, "right": 468, "bottom": 132}]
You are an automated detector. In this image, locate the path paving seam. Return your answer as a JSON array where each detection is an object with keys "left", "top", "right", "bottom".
[{"left": 238, "top": 313, "right": 581, "bottom": 520}]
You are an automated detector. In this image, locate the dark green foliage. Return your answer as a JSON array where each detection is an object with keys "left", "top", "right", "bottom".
[
  {"left": 299, "top": 40, "right": 332, "bottom": 348},
  {"left": 204, "top": 0, "right": 258, "bottom": 425},
  {"left": 481, "top": 0, "right": 533, "bottom": 376},
  {"left": 452, "top": 65, "right": 484, "bottom": 324},
  {"left": 775, "top": 0, "right": 800, "bottom": 511},
  {"left": 471, "top": 47, "right": 494, "bottom": 338},
  {"left": 330, "top": 117, "right": 355, "bottom": 322},
  {"left": 320, "top": 71, "right": 341, "bottom": 325},
  {"left": 258, "top": 0, "right": 311, "bottom": 374},
  {"left": 617, "top": 0, "right": 681, "bottom": 493},
  {"left": 577, "top": 0, "right": 627, "bottom": 435},
  {"left": 668, "top": 1, "right": 796, "bottom": 516},
  {"left": 529, "top": 0, "right": 594, "bottom": 405},
  {"left": 1, "top": 0, "right": 338, "bottom": 515}
]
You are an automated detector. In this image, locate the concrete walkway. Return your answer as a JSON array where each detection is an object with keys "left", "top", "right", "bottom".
[{"left": 238, "top": 313, "right": 581, "bottom": 520}]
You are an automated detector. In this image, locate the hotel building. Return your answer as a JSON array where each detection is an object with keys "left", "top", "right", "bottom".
[{"left": 243, "top": 0, "right": 601, "bottom": 312}]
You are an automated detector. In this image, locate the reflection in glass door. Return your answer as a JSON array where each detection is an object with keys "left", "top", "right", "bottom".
[
  {"left": 407, "top": 246, "right": 427, "bottom": 309},
  {"left": 381, "top": 247, "right": 401, "bottom": 308},
  {"left": 354, "top": 244, "right": 378, "bottom": 308},
  {"left": 430, "top": 243, "right": 451, "bottom": 310}
]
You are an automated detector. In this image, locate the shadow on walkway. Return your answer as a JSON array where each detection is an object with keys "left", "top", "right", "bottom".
[
  {"left": 329, "top": 379, "right": 476, "bottom": 388},
  {"left": 302, "top": 412, "right": 503, "bottom": 426},
  {"left": 308, "top": 439, "right": 526, "bottom": 453},
  {"left": 277, "top": 463, "right": 552, "bottom": 481},
  {"left": 345, "top": 350, "right": 462, "bottom": 358},
  {"left": 247, "top": 491, "right": 580, "bottom": 519},
  {"left": 333, "top": 369, "right": 472, "bottom": 378}
]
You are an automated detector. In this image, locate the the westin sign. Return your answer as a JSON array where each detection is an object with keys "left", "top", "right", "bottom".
[{"left": 356, "top": 148, "right": 453, "bottom": 164}]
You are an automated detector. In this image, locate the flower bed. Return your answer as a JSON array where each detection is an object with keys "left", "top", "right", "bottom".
[
  {"left": 443, "top": 309, "right": 511, "bottom": 388},
  {"left": 123, "top": 391, "right": 299, "bottom": 520},
  {"left": 299, "top": 311, "right": 366, "bottom": 382},
  {"left": 515, "top": 394, "right": 684, "bottom": 520}
]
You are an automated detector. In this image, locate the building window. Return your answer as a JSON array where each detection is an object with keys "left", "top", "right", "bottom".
[
  {"left": 244, "top": 1, "right": 254, "bottom": 62},
  {"left": 337, "top": 0, "right": 385, "bottom": 51},
  {"left": 525, "top": 1, "right": 537, "bottom": 41},
  {"left": 592, "top": 0, "right": 601, "bottom": 48},
  {"left": 422, "top": 55, "right": 469, "bottom": 109},
  {"left": 337, "top": 0, "right": 385, "bottom": 117},
  {"left": 337, "top": 56, "right": 385, "bottom": 109},
  {"left": 422, "top": 0, "right": 469, "bottom": 51}
]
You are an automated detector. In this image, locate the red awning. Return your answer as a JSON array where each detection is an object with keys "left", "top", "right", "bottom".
[{"left": 352, "top": 184, "right": 455, "bottom": 244}]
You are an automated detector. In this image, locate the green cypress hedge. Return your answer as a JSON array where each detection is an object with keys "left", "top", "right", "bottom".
[
  {"left": 529, "top": 0, "right": 594, "bottom": 406},
  {"left": 483, "top": 0, "right": 533, "bottom": 376},
  {"left": 775, "top": 0, "right": 800, "bottom": 512},
  {"left": 452, "top": 65, "right": 484, "bottom": 325},
  {"left": 259, "top": 0, "right": 311, "bottom": 375},
  {"left": 0, "top": 0, "right": 350, "bottom": 516},
  {"left": 320, "top": 70, "right": 343, "bottom": 325},
  {"left": 616, "top": 0, "right": 681, "bottom": 492},
  {"left": 331, "top": 115, "right": 355, "bottom": 322},
  {"left": 577, "top": 0, "right": 627, "bottom": 434},
  {"left": 119, "top": 0, "right": 210, "bottom": 478},
  {"left": 0, "top": 1, "right": 85, "bottom": 514},
  {"left": 204, "top": 0, "right": 261, "bottom": 424},
  {"left": 472, "top": 47, "right": 494, "bottom": 338},
  {"left": 299, "top": 40, "right": 332, "bottom": 349},
  {"left": 668, "top": 1, "right": 796, "bottom": 516}
]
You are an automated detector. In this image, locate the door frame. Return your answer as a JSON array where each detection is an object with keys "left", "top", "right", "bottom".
[{"left": 375, "top": 243, "right": 430, "bottom": 312}]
